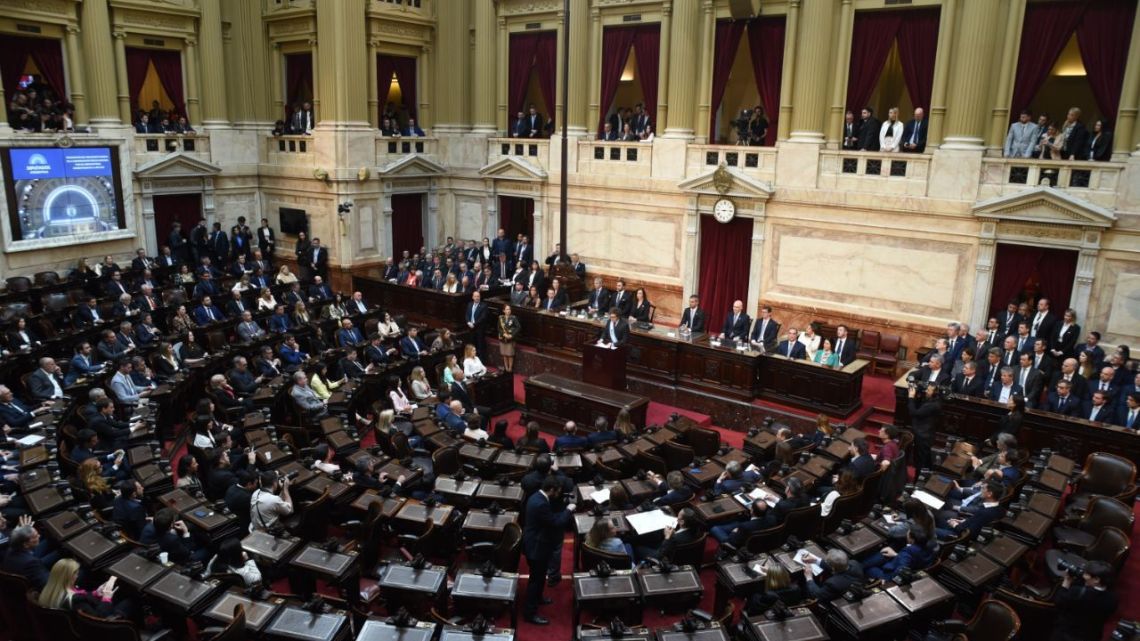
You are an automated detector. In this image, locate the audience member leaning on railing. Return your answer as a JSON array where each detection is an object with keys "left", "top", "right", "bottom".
[{"left": 1004, "top": 106, "right": 1113, "bottom": 161}]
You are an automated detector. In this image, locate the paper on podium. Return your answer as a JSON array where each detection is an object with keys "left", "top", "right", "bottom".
[
  {"left": 793, "top": 549, "right": 825, "bottom": 576},
  {"left": 589, "top": 488, "right": 611, "bottom": 504},
  {"left": 626, "top": 509, "right": 677, "bottom": 535},
  {"left": 912, "top": 490, "right": 946, "bottom": 510}
]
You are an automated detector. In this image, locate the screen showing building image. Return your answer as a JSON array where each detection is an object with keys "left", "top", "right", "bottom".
[{"left": 3, "top": 146, "right": 126, "bottom": 242}]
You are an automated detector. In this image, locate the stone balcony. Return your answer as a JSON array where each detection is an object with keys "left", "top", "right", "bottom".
[{"left": 979, "top": 157, "right": 1125, "bottom": 211}]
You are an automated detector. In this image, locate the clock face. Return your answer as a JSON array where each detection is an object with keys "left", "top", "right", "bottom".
[{"left": 713, "top": 198, "right": 735, "bottom": 223}]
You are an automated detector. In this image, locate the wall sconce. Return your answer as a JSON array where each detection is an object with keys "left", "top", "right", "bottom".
[
  {"left": 358, "top": 167, "right": 370, "bottom": 181},
  {"left": 313, "top": 168, "right": 329, "bottom": 182}
]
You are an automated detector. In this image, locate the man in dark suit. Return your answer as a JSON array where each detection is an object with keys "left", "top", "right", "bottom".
[
  {"left": 1028, "top": 298, "right": 1057, "bottom": 344},
  {"left": 524, "top": 104, "right": 543, "bottom": 138},
  {"left": 336, "top": 318, "right": 365, "bottom": 347},
  {"left": 515, "top": 236, "right": 533, "bottom": 269},
  {"left": 511, "top": 110, "right": 528, "bottom": 138},
  {"left": 1, "top": 523, "right": 50, "bottom": 590},
  {"left": 1030, "top": 339, "right": 1058, "bottom": 383},
  {"left": 720, "top": 300, "right": 750, "bottom": 342},
  {"left": 257, "top": 218, "right": 275, "bottom": 260},
  {"left": 491, "top": 228, "right": 513, "bottom": 258},
  {"left": 1012, "top": 322, "right": 1034, "bottom": 356},
  {"left": 1046, "top": 379, "right": 1081, "bottom": 417},
  {"left": 586, "top": 277, "right": 611, "bottom": 317},
  {"left": 750, "top": 306, "right": 780, "bottom": 352},
  {"left": 952, "top": 361, "right": 986, "bottom": 398},
  {"left": 26, "top": 357, "right": 65, "bottom": 402},
  {"left": 553, "top": 421, "right": 590, "bottom": 451},
  {"left": 208, "top": 223, "right": 228, "bottom": 264},
  {"left": 996, "top": 302, "right": 1023, "bottom": 337},
  {"left": 775, "top": 328, "right": 807, "bottom": 360},
  {"left": 399, "top": 327, "right": 427, "bottom": 360},
  {"left": 900, "top": 107, "right": 927, "bottom": 153},
  {"left": 227, "top": 356, "right": 263, "bottom": 397},
  {"left": 988, "top": 367, "right": 1023, "bottom": 404},
  {"left": 598, "top": 122, "right": 619, "bottom": 140},
  {"left": 1050, "top": 308, "right": 1081, "bottom": 361},
  {"left": 308, "top": 276, "right": 332, "bottom": 302},
  {"left": 936, "top": 480, "right": 1005, "bottom": 540},
  {"left": 598, "top": 308, "right": 630, "bottom": 347},
  {"left": 465, "top": 291, "right": 489, "bottom": 357},
  {"left": 131, "top": 248, "right": 154, "bottom": 272},
  {"left": 1050, "top": 560, "right": 1118, "bottom": 641},
  {"left": 841, "top": 110, "right": 861, "bottom": 150},
  {"left": 1082, "top": 390, "right": 1117, "bottom": 425},
  {"left": 194, "top": 296, "right": 224, "bottom": 325},
  {"left": 1050, "top": 358, "right": 1088, "bottom": 400},
  {"left": 89, "top": 397, "right": 134, "bottom": 449},
  {"left": 679, "top": 295, "right": 706, "bottom": 333},
  {"left": 637, "top": 507, "right": 702, "bottom": 564},
  {"left": 1060, "top": 108, "right": 1090, "bottom": 160},
  {"left": 610, "top": 280, "right": 633, "bottom": 318},
  {"left": 307, "top": 238, "right": 329, "bottom": 280},
  {"left": 844, "top": 438, "right": 877, "bottom": 480},
  {"left": 802, "top": 549, "right": 864, "bottom": 603},
  {"left": 290, "top": 101, "right": 315, "bottom": 134},
  {"left": 522, "top": 477, "right": 575, "bottom": 624},
  {"left": 833, "top": 325, "right": 857, "bottom": 366},
  {"left": 112, "top": 480, "right": 147, "bottom": 540},
  {"left": 856, "top": 107, "right": 880, "bottom": 151},
  {"left": 1015, "top": 353, "right": 1045, "bottom": 407}
]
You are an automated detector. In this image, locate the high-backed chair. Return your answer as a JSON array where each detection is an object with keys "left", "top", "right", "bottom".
[
  {"left": 1066, "top": 452, "right": 1137, "bottom": 515},
  {"left": 992, "top": 587, "right": 1056, "bottom": 641},
  {"left": 936, "top": 599, "right": 1020, "bottom": 641},
  {"left": 745, "top": 523, "right": 786, "bottom": 554},
  {"left": 0, "top": 571, "right": 34, "bottom": 641},
  {"left": 1052, "top": 495, "right": 1134, "bottom": 551},
  {"left": 686, "top": 425, "right": 721, "bottom": 458},
  {"left": 874, "top": 334, "right": 902, "bottom": 377},
  {"left": 783, "top": 504, "right": 822, "bottom": 541},
  {"left": 581, "top": 542, "right": 633, "bottom": 571},
  {"left": 1044, "top": 526, "right": 1130, "bottom": 578},
  {"left": 198, "top": 604, "right": 247, "bottom": 641},
  {"left": 33, "top": 271, "right": 60, "bottom": 287},
  {"left": 26, "top": 590, "right": 81, "bottom": 641},
  {"left": 660, "top": 441, "right": 695, "bottom": 471},
  {"left": 73, "top": 610, "right": 172, "bottom": 641},
  {"left": 431, "top": 446, "right": 460, "bottom": 477},
  {"left": 821, "top": 492, "right": 863, "bottom": 535},
  {"left": 634, "top": 449, "right": 668, "bottom": 476},
  {"left": 855, "top": 330, "right": 880, "bottom": 362},
  {"left": 669, "top": 532, "right": 707, "bottom": 568},
  {"left": 5, "top": 276, "right": 31, "bottom": 293}
]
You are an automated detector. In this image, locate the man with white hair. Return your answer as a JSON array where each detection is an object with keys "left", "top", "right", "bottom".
[
  {"left": 801, "top": 548, "right": 864, "bottom": 602},
  {"left": 0, "top": 385, "right": 51, "bottom": 429},
  {"left": 290, "top": 370, "right": 327, "bottom": 418},
  {"left": 26, "top": 357, "right": 65, "bottom": 402}
]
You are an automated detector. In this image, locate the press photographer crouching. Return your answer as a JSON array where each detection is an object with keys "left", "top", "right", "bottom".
[{"left": 1050, "top": 559, "right": 1117, "bottom": 641}]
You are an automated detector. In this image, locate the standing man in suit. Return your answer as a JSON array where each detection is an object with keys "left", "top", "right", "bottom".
[
  {"left": 1004, "top": 110, "right": 1039, "bottom": 158},
  {"left": 1060, "top": 107, "right": 1090, "bottom": 160},
  {"left": 208, "top": 223, "right": 228, "bottom": 265},
  {"left": 1013, "top": 322, "right": 1033, "bottom": 356},
  {"left": 257, "top": 218, "right": 275, "bottom": 264},
  {"left": 998, "top": 302, "right": 1022, "bottom": 337},
  {"left": 841, "top": 110, "right": 861, "bottom": 150},
  {"left": 522, "top": 477, "right": 575, "bottom": 624},
  {"left": 511, "top": 111, "right": 528, "bottom": 138},
  {"left": 1016, "top": 352, "right": 1045, "bottom": 408},
  {"left": 750, "top": 306, "right": 780, "bottom": 352},
  {"left": 599, "top": 308, "right": 630, "bottom": 347},
  {"left": 857, "top": 107, "right": 881, "bottom": 151},
  {"left": 167, "top": 222, "right": 187, "bottom": 264},
  {"left": 308, "top": 238, "right": 329, "bottom": 280},
  {"left": 525, "top": 104, "right": 543, "bottom": 138},
  {"left": 834, "top": 325, "right": 857, "bottom": 366},
  {"left": 776, "top": 328, "right": 808, "bottom": 360},
  {"left": 515, "top": 235, "right": 533, "bottom": 267},
  {"left": 900, "top": 107, "right": 927, "bottom": 153},
  {"left": 465, "top": 291, "right": 488, "bottom": 358},
  {"left": 1050, "top": 308, "right": 1081, "bottom": 361},
  {"left": 1028, "top": 298, "right": 1057, "bottom": 343},
  {"left": 586, "top": 277, "right": 610, "bottom": 317},
  {"left": 1031, "top": 339, "right": 1058, "bottom": 383},
  {"left": 491, "top": 227, "right": 513, "bottom": 259},
  {"left": 720, "top": 300, "right": 751, "bottom": 342},
  {"left": 679, "top": 295, "right": 706, "bottom": 333},
  {"left": 291, "top": 101, "right": 315, "bottom": 135}
]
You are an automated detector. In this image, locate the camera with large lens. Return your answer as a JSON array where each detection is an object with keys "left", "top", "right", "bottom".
[
  {"left": 733, "top": 109, "right": 752, "bottom": 143},
  {"left": 1057, "top": 557, "right": 1084, "bottom": 577},
  {"left": 278, "top": 470, "right": 300, "bottom": 482}
]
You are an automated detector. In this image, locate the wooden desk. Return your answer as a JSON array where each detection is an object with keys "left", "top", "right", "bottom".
[
  {"left": 470, "top": 371, "right": 515, "bottom": 415},
  {"left": 524, "top": 373, "right": 649, "bottom": 433},
  {"left": 351, "top": 275, "right": 508, "bottom": 329},
  {"left": 758, "top": 354, "right": 868, "bottom": 415}
]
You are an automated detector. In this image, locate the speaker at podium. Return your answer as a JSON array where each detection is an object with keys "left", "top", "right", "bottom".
[{"left": 583, "top": 342, "right": 628, "bottom": 390}]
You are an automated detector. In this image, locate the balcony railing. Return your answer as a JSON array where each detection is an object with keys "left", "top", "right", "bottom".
[
  {"left": 818, "top": 150, "right": 931, "bottom": 196},
  {"left": 578, "top": 140, "right": 653, "bottom": 177},
  {"left": 979, "top": 157, "right": 1123, "bottom": 209},
  {"left": 265, "top": 134, "right": 314, "bottom": 166},
  {"left": 376, "top": 135, "right": 438, "bottom": 163},
  {"left": 488, "top": 137, "right": 550, "bottom": 171},
  {"left": 133, "top": 133, "right": 211, "bottom": 158},
  {"left": 688, "top": 144, "right": 777, "bottom": 182}
]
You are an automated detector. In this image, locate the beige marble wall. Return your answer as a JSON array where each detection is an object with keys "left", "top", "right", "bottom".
[{"left": 1087, "top": 254, "right": 1140, "bottom": 346}]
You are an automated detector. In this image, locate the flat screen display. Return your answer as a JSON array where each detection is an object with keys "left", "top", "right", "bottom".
[
  {"left": 279, "top": 207, "right": 308, "bottom": 235},
  {"left": 2, "top": 146, "right": 126, "bottom": 242}
]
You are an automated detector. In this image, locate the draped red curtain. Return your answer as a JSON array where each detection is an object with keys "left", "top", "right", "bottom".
[
  {"left": 699, "top": 215, "right": 753, "bottom": 337},
  {"left": 1009, "top": 2, "right": 1086, "bottom": 121},
  {"left": 148, "top": 50, "right": 186, "bottom": 118},
  {"left": 508, "top": 32, "right": 557, "bottom": 118},
  {"left": 631, "top": 26, "right": 660, "bottom": 119},
  {"left": 709, "top": 21, "right": 746, "bottom": 143},
  {"left": 990, "top": 244, "right": 1078, "bottom": 312},
  {"left": 0, "top": 36, "right": 66, "bottom": 101},
  {"left": 391, "top": 194, "right": 425, "bottom": 258},
  {"left": 125, "top": 48, "right": 152, "bottom": 115},
  {"left": 535, "top": 32, "right": 558, "bottom": 125},
  {"left": 377, "top": 55, "right": 418, "bottom": 120},
  {"left": 845, "top": 11, "right": 904, "bottom": 113},
  {"left": 895, "top": 8, "right": 940, "bottom": 110},
  {"left": 1075, "top": 0, "right": 1137, "bottom": 125},
  {"left": 285, "top": 52, "right": 314, "bottom": 115},
  {"left": 747, "top": 17, "right": 785, "bottom": 146},
  {"left": 598, "top": 26, "right": 638, "bottom": 133}
]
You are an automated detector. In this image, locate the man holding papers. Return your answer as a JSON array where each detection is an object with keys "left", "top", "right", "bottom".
[
  {"left": 711, "top": 478, "right": 808, "bottom": 547},
  {"left": 634, "top": 507, "right": 700, "bottom": 563},
  {"left": 598, "top": 308, "right": 630, "bottom": 347}
]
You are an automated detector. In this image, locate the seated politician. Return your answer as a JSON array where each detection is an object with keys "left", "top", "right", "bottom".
[{"left": 775, "top": 328, "right": 808, "bottom": 359}]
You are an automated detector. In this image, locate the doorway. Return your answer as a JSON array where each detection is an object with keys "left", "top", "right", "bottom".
[
  {"left": 391, "top": 193, "right": 424, "bottom": 258},
  {"left": 153, "top": 193, "right": 201, "bottom": 251},
  {"left": 989, "top": 243, "right": 1079, "bottom": 315},
  {"left": 498, "top": 196, "right": 534, "bottom": 241}
]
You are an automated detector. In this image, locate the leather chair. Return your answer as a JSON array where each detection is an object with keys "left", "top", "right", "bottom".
[
  {"left": 879, "top": 453, "right": 909, "bottom": 504},
  {"left": 745, "top": 523, "right": 785, "bottom": 554},
  {"left": 286, "top": 487, "right": 332, "bottom": 542},
  {"left": 634, "top": 449, "right": 668, "bottom": 476},
  {"left": 669, "top": 532, "right": 707, "bottom": 568},
  {"left": 856, "top": 330, "right": 880, "bottom": 362},
  {"left": 993, "top": 586, "right": 1056, "bottom": 641},
  {"left": 783, "top": 503, "right": 822, "bottom": 541},
  {"left": 595, "top": 459, "right": 626, "bottom": 480},
  {"left": 686, "top": 425, "right": 721, "bottom": 458},
  {"left": 6, "top": 276, "right": 31, "bottom": 293},
  {"left": 1066, "top": 452, "right": 1137, "bottom": 515},
  {"left": 660, "top": 441, "right": 695, "bottom": 471},
  {"left": 464, "top": 521, "right": 522, "bottom": 572},
  {"left": 33, "top": 271, "right": 60, "bottom": 287},
  {"left": 26, "top": 590, "right": 81, "bottom": 641},
  {"left": 1053, "top": 495, "right": 1134, "bottom": 552},
  {"left": 935, "top": 599, "right": 1020, "bottom": 641},
  {"left": 874, "top": 334, "right": 902, "bottom": 377},
  {"left": 73, "top": 610, "right": 172, "bottom": 641},
  {"left": 1044, "top": 526, "right": 1130, "bottom": 578},
  {"left": 0, "top": 572, "right": 36, "bottom": 641},
  {"left": 821, "top": 492, "right": 862, "bottom": 535},
  {"left": 198, "top": 604, "right": 247, "bottom": 641},
  {"left": 856, "top": 466, "right": 887, "bottom": 516},
  {"left": 0, "top": 302, "right": 33, "bottom": 323},
  {"left": 581, "top": 542, "right": 633, "bottom": 571},
  {"left": 432, "top": 446, "right": 461, "bottom": 477}
]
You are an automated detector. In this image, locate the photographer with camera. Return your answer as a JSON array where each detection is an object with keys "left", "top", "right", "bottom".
[
  {"left": 1051, "top": 560, "right": 1117, "bottom": 641},
  {"left": 907, "top": 380, "right": 942, "bottom": 472},
  {"left": 733, "top": 109, "right": 752, "bottom": 146},
  {"left": 250, "top": 471, "right": 294, "bottom": 532}
]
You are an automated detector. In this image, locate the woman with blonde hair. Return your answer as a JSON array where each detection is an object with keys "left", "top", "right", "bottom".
[
  {"left": 441, "top": 353, "right": 460, "bottom": 386},
  {"left": 275, "top": 264, "right": 298, "bottom": 285},
  {"left": 809, "top": 413, "right": 833, "bottom": 447},
  {"left": 463, "top": 343, "right": 487, "bottom": 378},
  {"left": 408, "top": 366, "right": 434, "bottom": 401},
  {"left": 39, "top": 558, "right": 118, "bottom": 615},
  {"left": 77, "top": 458, "right": 115, "bottom": 512},
  {"left": 257, "top": 287, "right": 278, "bottom": 312},
  {"left": 614, "top": 408, "right": 637, "bottom": 437},
  {"left": 498, "top": 304, "right": 520, "bottom": 372}
]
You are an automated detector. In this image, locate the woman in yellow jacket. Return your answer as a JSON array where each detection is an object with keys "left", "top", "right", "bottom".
[{"left": 309, "top": 361, "right": 343, "bottom": 400}]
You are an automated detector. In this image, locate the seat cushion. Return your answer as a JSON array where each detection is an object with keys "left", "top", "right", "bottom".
[{"left": 1051, "top": 526, "right": 1095, "bottom": 551}]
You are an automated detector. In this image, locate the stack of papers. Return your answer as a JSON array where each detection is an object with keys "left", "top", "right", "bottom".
[
  {"left": 625, "top": 509, "right": 677, "bottom": 535},
  {"left": 912, "top": 490, "right": 946, "bottom": 510},
  {"left": 589, "top": 488, "right": 611, "bottom": 504},
  {"left": 792, "top": 549, "right": 825, "bottom": 576},
  {"left": 16, "top": 434, "right": 44, "bottom": 447}
]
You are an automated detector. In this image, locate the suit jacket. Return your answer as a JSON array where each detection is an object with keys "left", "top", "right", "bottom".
[
  {"left": 750, "top": 318, "right": 781, "bottom": 350},
  {"left": 194, "top": 304, "right": 224, "bottom": 325},
  {"left": 721, "top": 312, "right": 751, "bottom": 341},
  {"left": 228, "top": 368, "right": 260, "bottom": 396},
  {"left": 515, "top": 243, "right": 533, "bottom": 266},
  {"left": 1031, "top": 352, "right": 1057, "bottom": 382},
  {"left": 1088, "top": 131, "right": 1113, "bottom": 161},
  {"left": 1082, "top": 402, "right": 1117, "bottom": 425},
  {"left": 952, "top": 373, "right": 985, "bottom": 398},
  {"left": 1061, "top": 121, "right": 1090, "bottom": 159},
  {"left": 236, "top": 320, "right": 265, "bottom": 343},
  {"left": 257, "top": 226, "right": 276, "bottom": 253},
  {"left": 67, "top": 353, "right": 101, "bottom": 385},
  {"left": 587, "top": 287, "right": 611, "bottom": 313},
  {"left": 308, "top": 247, "right": 329, "bottom": 272},
  {"left": 857, "top": 117, "right": 881, "bottom": 150},
  {"left": 847, "top": 454, "right": 877, "bottom": 480},
  {"left": 805, "top": 560, "right": 864, "bottom": 602},
  {"left": 337, "top": 327, "right": 364, "bottom": 347},
  {"left": 0, "top": 399, "right": 37, "bottom": 429},
  {"left": 599, "top": 318, "right": 630, "bottom": 345},
  {"left": 900, "top": 118, "right": 927, "bottom": 152},
  {"left": 1014, "top": 366, "right": 1044, "bottom": 404},
  {"left": 953, "top": 503, "right": 1004, "bottom": 539},
  {"left": 113, "top": 496, "right": 147, "bottom": 540},
  {"left": 522, "top": 491, "right": 573, "bottom": 560},
  {"left": 987, "top": 382, "right": 1023, "bottom": 404},
  {"left": 1051, "top": 323, "right": 1081, "bottom": 359},
  {"left": 679, "top": 308, "right": 706, "bottom": 333},
  {"left": 834, "top": 336, "right": 857, "bottom": 366},
  {"left": 998, "top": 310, "right": 1023, "bottom": 336},
  {"left": 916, "top": 365, "right": 952, "bottom": 387},
  {"left": 610, "top": 290, "right": 633, "bottom": 318},
  {"left": 654, "top": 527, "right": 701, "bottom": 562},
  {"left": 1046, "top": 392, "right": 1082, "bottom": 417},
  {"left": 1, "top": 549, "right": 49, "bottom": 590},
  {"left": 776, "top": 340, "right": 807, "bottom": 360},
  {"left": 27, "top": 369, "right": 64, "bottom": 402},
  {"left": 511, "top": 117, "right": 528, "bottom": 138},
  {"left": 1027, "top": 311, "right": 1057, "bottom": 343},
  {"left": 553, "top": 433, "right": 590, "bottom": 451},
  {"left": 90, "top": 413, "right": 131, "bottom": 448}
]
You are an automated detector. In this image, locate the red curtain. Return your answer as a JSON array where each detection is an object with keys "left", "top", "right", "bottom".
[
  {"left": 498, "top": 196, "right": 534, "bottom": 240},
  {"left": 699, "top": 214, "right": 753, "bottom": 337},
  {"left": 126, "top": 47, "right": 186, "bottom": 118},
  {"left": 508, "top": 32, "right": 557, "bottom": 119},
  {"left": 709, "top": 21, "right": 746, "bottom": 143},
  {"left": 598, "top": 26, "right": 638, "bottom": 133},
  {"left": 895, "top": 8, "right": 940, "bottom": 109},
  {"left": 153, "top": 194, "right": 202, "bottom": 251},
  {"left": 631, "top": 26, "right": 660, "bottom": 120},
  {"left": 845, "top": 11, "right": 904, "bottom": 113},
  {"left": 285, "top": 52, "right": 314, "bottom": 114},
  {"left": 391, "top": 193, "right": 424, "bottom": 258},
  {"left": 377, "top": 54, "right": 418, "bottom": 119},
  {"left": 747, "top": 17, "right": 785, "bottom": 146},
  {"left": 1009, "top": 2, "right": 1086, "bottom": 121},
  {"left": 0, "top": 36, "right": 66, "bottom": 102},
  {"left": 1076, "top": 0, "right": 1137, "bottom": 125},
  {"left": 990, "top": 244, "right": 1078, "bottom": 313},
  {"left": 535, "top": 32, "right": 558, "bottom": 125}
]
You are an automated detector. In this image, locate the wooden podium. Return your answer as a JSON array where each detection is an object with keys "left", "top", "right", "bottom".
[{"left": 583, "top": 342, "right": 628, "bottom": 390}]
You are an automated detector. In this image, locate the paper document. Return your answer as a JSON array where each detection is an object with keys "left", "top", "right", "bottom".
[
  {"left": 589, "top": 488, "right": 611, "bottom": 504},
  {"left": 27, "top": 422, "right": 43, "bottom": 430},
  {"left": 912, "top": 489, "right": 946, "bottom": 510},
  {"left": 625, "top": 509, "right": 677, "bottom": 535},
  {"left": 16, "top": 434, "right": 44, "bottom": 447},
  {"left": 792, "top": 549, "right": 825, "bottom": 576}
]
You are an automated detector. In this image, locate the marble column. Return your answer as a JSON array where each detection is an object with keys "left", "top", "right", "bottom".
[
  {"left": 694, "top": 0, "right": 716, "bottom": 139},
  {"left": 554, "top": 6, "right": 566, "bottom": 134},
  {"left": 224, "top": 0, "right": 272, "bottom": 124},
  {"left": 926, "top": 0, "right": 956, "bottom": 148},
  {"left": 310, "top": 39, "right": 321, "bottom": 116},
  {"left": 941, "top": 0, "right": 1001, "bottom": 149},
  {"left": 434, "top": 0, "right": 471, "bottom": 133},
  {"left": 566, "top": 0, "right": 590, "bottom": 136},
  {"left": 419, "top": 45, "right": 433, "bottom": 131},
  {"left": 497, "top": 17, "right": 509, "bottom": 132},
  {"left": 1116, "top": 7, "right": 1140, "bottom": 155},
  {"left": 663, "top": 0, "right": 700, "bottom": 138},
  {"left": 112, "top": 31, "right": 132, "bottom": 125},
  {"left": 184, "top": 38, "right": 201, "bottom": 125},
  {"left": 656, "top": 0, "right": 672, "bottom": 133},
  {"left": 471, "top": 0, "right": 498, "bottom": 134},
  {"left": 81, "top": 0, "right": 121, "bottom": 125},
  {"left": 825, "top": 0, "right": 854, "bottom": 145},
  {"left": 682, "top": 201, "right": 699, "bottom": 298},
  {"left": 199, "top": 0, "right": 228, "bottom": 126},
  {"left": 63, "top": 26, "right": 88, "bottom": 126},
  {"left": 367, "top": 40, "right": 379, "bottom": 128},
  {"left": 746, "top": 216, "right": 766, "bottom": 315},
  {"left": 1071, "top": 238, "right": 1099, "bottom": 323},
  {"left": 586, "top": 7, "right": 603, "bottom": 133},
  {"left": 776, "top": 0, "right": 800, "bottom": 142},
  {"left": 986, "top": 0, "right": 1026, "bottom": 152},
  {"left": 315, "top": 0, "right": 368, "bottom": 124},
  {"left": 271, "top": 43, "right": 284, "bottom": 121},
  {"left": 969, "top": 233, "right": 997, "bottom": 329},
  {"left": 789, "top": 0, "right": 834, "bottom": 142}
]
